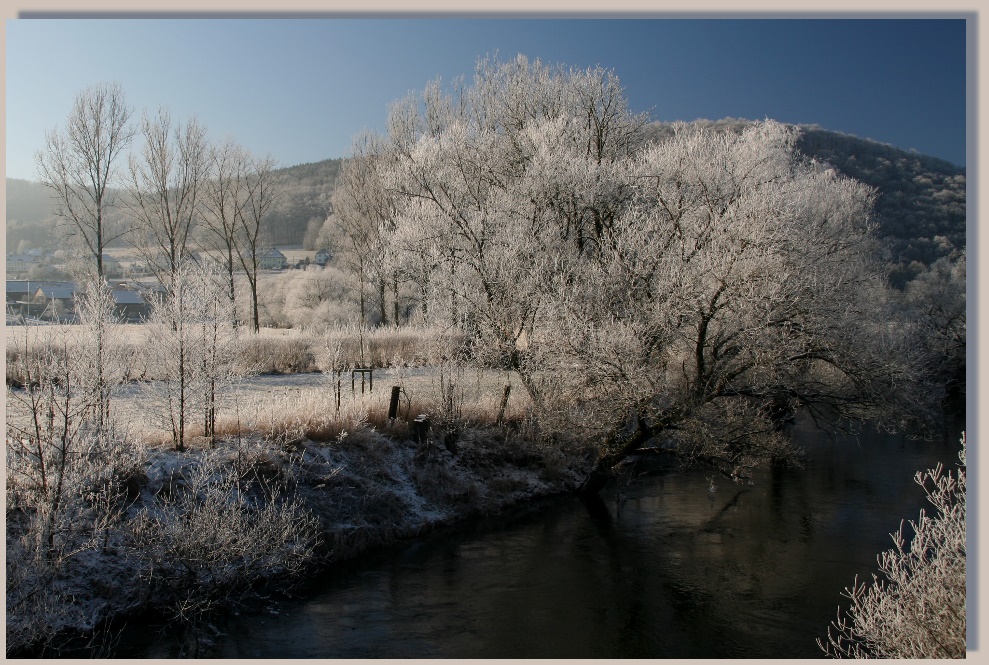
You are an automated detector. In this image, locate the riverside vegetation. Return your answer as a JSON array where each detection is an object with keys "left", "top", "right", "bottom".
[
  {"left": 6, "top": 277, "right": 589, "bottom": 656},
  {"left": 7, "top": 55, "right": 965, "bottom": 657}
]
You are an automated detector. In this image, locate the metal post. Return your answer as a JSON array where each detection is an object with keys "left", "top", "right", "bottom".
[{"left": 351, "top": 368, "right": 374, "bottom": 395}]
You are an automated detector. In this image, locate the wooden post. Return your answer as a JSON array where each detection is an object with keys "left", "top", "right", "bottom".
[
  {"left": 388, "top": 386, "right": 401, "bottom": 420},
  {"left": 412, "top": 414, "right": 430, "bottom": 444}
]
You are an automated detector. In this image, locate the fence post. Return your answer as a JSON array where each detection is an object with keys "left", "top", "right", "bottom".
[
  {"left": 388, "top": 386, "right": 401, "bottom": 420},
  {"left": 412, "top": 414, "right": 430, "bottom": 444}
]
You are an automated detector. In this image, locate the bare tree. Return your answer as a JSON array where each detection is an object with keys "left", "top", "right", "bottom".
[
  {"left": 143, "top": 259, "right": 236, "bottom": 451},
  {"left": 234, "top": 152, "right": 280, "bottom": 333},
  {"left": 125, "top": 108, "right": 209, "bottom": 292},
  {"left": 36, "top": 82, "right": 135, "bottom": 279},
  {"left": 200, "top": 138, "right": 250, "bottom": 324},
  {"left": 189, "top": 259, "right": 239, "bottom": 444}
]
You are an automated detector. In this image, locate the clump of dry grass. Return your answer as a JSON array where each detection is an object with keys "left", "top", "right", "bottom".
[
  {"left": 225, "top": 324, "right": 467, "bottom": 375},
  {"left": 210, "top": 388, "right": 412, "bottom": 446},
  {"left": 6, "top": 325, "right": 154, "bottom": 384},
  {"left": 6, "top": 323, "right": 467, "bottom": 388},
  {"left": 309, "top": 324, "right": 467, "bottom": 369},
  {"left": 236, "top": 335, "right": 319, "bottom": 374}
]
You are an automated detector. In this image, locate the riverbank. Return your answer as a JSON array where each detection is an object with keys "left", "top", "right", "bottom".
[
  {"left": 49, "top": 418, "right": 965, "bottom": 658},
  {"left": 6, "top": 421, "right": 596, "bottom": 657}
]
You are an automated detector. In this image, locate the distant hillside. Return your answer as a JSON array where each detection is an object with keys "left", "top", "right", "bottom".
[
  {"left": 797, "top": 126, "right": 965, "bottom": 287},
  {"left": 6, "top": 179, "right": 61, "bottom": 252},
  {"left": 8, "top": 124, "right": 964, "bottom": 287},
  {"left": 266, "top": 158, "right": 342, "bottom": 247},
  {"left": 642, "top": 119, "right": 966, "bottom": 288},
  {"left": 5, "top": 158, "right": 344, "bottom": 253}
]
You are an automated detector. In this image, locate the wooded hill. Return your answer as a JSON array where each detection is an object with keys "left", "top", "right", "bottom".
[
  {"left": 6, "top": 123, "right": 964, "bottom": 288},
  {"left": 267, "top": 157, "right": 342, "bottom": 247}
]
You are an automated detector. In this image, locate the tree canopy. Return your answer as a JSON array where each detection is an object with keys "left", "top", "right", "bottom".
[{"left": 336, "top": 55, "right": 939, "bottom": 486}]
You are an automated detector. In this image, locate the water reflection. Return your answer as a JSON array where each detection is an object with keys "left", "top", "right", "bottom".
[{"left": 107, "top": 415, "right": 962, "bottom": 658}]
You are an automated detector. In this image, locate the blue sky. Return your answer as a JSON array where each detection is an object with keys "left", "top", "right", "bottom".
[{"left": 5, "top": 17, "right": 968, "bottom": 181}]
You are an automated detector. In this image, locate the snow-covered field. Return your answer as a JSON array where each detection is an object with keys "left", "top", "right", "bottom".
[{"left": 109, "top": 367, "right": 532, "bottom": 444}]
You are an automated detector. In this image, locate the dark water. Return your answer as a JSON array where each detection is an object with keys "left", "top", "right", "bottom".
[{"left": 110, "top": 414, "right": 964, "bottom": 659}]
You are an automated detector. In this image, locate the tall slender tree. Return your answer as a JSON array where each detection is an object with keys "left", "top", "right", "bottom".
[
  {"left": 201, "top": 137, "right": 250, "bottom": 324},
  {"left": 234, "top": 152, "right": 280, "bottom": 333},
  {"left": 124, "top": 108, "right": 209, "bottom": 292},
  {"left": 36, "top": 82, "right": 135, "bottom": 280}
]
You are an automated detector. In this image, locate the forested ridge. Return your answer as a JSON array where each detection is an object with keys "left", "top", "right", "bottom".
[
  {"left": 8, "top": 123, "right": 964, "bottom": 284},
  {"left": 268, "top": 157, "right": 342, "bottom": 247}
]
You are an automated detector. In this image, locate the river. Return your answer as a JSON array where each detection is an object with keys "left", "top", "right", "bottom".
[{"left": 96, "top": 411, "right": 965, "bottom": 658}]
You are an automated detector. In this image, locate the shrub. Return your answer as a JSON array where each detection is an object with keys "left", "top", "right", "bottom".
[
  {"left": 127, "top": 449, "right": 320, "bottom": 626},
  {"left": 819, "top": 433, "right": 966, "bottom": 658}
]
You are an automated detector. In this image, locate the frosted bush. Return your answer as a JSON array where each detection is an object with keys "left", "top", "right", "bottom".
[{"left": 819, "top": 433, "right": 966, "bottom": 658}]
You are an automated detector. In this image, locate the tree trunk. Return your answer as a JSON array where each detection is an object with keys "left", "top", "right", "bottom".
[
  {"left": 392, "top": 272, "right": 400, "bottom": 325},
  {"left": 226, "top": 245, "right": 238, "bottom": 327},
  {"left": 378, "top": 278, "right": 387, "bottom": 326},
  {"left": 577, "top": 415, "right": 659, "bottom": 495},
  {"left": 249, "top": 272, "right": 260, "bottom": 333}
]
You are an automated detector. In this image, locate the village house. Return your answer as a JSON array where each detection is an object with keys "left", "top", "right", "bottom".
[
  {"left": 6, "top": 279, "right": 164, "bottom": 323},
  {"left": 6, "top": 254, "right": 41, "bottom": 275},
  {"left": 110, "top": 288, "right": 149, "bottom": 321},
  {"left": 7, "top": 280, "right": 75, "bottom": 320},
  {"left": 315, "top": 248, "right": 332, "bottom": 267},
  {"left": 32, "top": 283, "right": 79, "bottom": 321},
  {"left": 6, "top": 281, "right": 39, "bottom": 319},
  {"left": 258, "top": 248, "right": 287, "bottom": 271},
  {"left": 110, "top": 280, "right": 167, "bottom": 308}
]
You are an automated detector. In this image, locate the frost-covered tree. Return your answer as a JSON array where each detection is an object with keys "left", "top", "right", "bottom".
[
  {"left": 73, "top": 276, "right": 129, "bottom": 435},
  {"left": 125, "top": 108, "right": 209, "bottom": 292},
  {"left": 330, "top": 132, "right": 396, "bottom": 328},
  {"left": 6, "top": 286, "right": 140, "bottom": 653},
  {"left": 349, "top": 55, "right": 936, "bottom": 490},
  {"left": 904, "top": 251, "right": 966, "bottom": 393},
  {"left": 554, "top": 122, "right": 934, "bottom": 489},
  {"left": 144, "top": 259, "right": 238, "bottom": 451},
  {"left": 371, "top": 55, "right": 645, "bottom": 401},
  {"left": 36, "top": 82, "right": 135, "bottom": 280}
]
